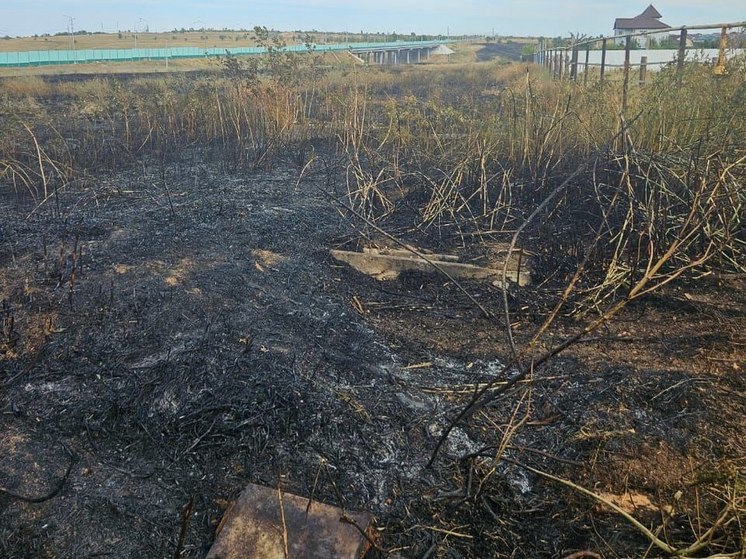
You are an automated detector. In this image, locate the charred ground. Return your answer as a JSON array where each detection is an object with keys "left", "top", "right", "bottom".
[
  {"left": 1, "top": 57, "right": 745, "bottom": 558},
  {"left": 1, "top": 151, "right": 743, "bottom": 558}
]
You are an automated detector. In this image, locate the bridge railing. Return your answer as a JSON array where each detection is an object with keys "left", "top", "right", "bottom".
[{"left": 532, "top": 21, "right": 746, "bottom": 110}]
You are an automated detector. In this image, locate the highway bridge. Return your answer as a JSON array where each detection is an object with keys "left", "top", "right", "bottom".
[{"left": 0, "top": 40, "right": 453, "bottom": 68}]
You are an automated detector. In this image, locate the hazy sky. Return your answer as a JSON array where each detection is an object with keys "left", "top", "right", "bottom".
[{"left": 0, "top": 1, "right": 743, "bottom": 38}]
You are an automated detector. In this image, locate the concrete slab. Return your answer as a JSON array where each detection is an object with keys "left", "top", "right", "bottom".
[{"left": 207, "top": 484, "right": 374, "bottom": 559}]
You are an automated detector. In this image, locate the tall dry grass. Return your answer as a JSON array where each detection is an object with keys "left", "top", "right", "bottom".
[
  {"left": 1, "top": 54, "right": 744, "bottom": 288},
  {"left": 336, "top": 57, "right": 745, "bottom": 304}
]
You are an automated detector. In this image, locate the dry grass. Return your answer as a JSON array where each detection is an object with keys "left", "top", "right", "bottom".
[
  {"left": 0, "top": 75, "right": 52, "bottom": 97},
  {"left": 0, "top": 30, "right": 301, "bottom": 52}
]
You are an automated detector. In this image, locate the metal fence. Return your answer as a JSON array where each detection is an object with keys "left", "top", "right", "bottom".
[
  {"left": 0, "top": 40, "right": 447, "bottom": 68},
  {"left": 533, "top": 21, "right": 746, "bottom": 110}
]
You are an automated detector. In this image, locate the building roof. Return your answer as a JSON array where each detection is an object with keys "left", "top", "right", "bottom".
[
  {"left": 614, "top": 4, "right": 671, "bottom": 31},
  {"left": 639, "top": 5, "right": 662, "bottom": 19}
]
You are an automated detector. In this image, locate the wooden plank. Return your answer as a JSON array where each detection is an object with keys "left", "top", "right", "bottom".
[
  {"left": 331, "top": 249, "right": 531, "bottom": 286},
  {"left": 362, "top": 247, "right": 460, "bottom": 262}
]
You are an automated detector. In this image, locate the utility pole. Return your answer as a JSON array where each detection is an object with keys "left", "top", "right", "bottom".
[
  {"left": 63, "top": 15, "right": 75, "bottom": 63},
  {"left": 136, "top": 18, "right": 147, "bottom": 58}
]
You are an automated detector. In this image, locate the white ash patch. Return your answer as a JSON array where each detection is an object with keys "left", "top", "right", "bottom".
[{"left": 506, "top": 467, "right": 532, "bottom": 495}]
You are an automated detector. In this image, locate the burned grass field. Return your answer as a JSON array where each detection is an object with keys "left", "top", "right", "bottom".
[{"left": 1, "top": 52, "right": 745, "bottom": 558}]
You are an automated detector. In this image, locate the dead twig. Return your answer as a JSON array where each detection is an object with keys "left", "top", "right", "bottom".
[
  {"left": 503, "top": 457, "right": 675, "bottom": 554},
  {"left": 277, "top": 484, "right": 289, "bottom": 559},
  {"left": 503, "top": 457, "right": 742, "bottom": 558},
  {"left": 0, "top": 442, "right": 75, "bottom": 503},
  {"left": 340, "top": 513, "right": 382, "bottom": 552},
  {"left": 173, "top": 494, "right": 194, "bottom": 559}
]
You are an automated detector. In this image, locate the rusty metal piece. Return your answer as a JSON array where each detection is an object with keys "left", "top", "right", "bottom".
[{"left": 207, "top": 484, "right": 374, "bottom": 559}]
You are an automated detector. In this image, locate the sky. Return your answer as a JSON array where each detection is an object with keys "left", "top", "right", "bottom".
[{"left": 0, "top": 1, "right": 743, "bottom": 38}]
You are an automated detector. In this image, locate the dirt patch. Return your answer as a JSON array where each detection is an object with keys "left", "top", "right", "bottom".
[
  {"left": 476, "top": 42, "right": 526, "bottom": 62},
  {"left": 1, "top": 153, "right": 744, "bottom": 558}
]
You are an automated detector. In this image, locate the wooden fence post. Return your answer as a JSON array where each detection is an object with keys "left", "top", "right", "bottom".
[
  {"left": 639, "top": 56, "right": 647, "bottom": 84},
  {"left": 584, "top": 44, "right": 590, "bottom": 85},
  {"left": 570, "top": 44, "right": 579, "bottom": 80},
  {"left": 622, "top": 35, "right": 631, "bottom": 111},
  {"left": 714, "top": 26, "right": 728, "bottom": 75},
  {"left": 600, "top": 38, "right": 607, "bottom": 82},
  {"left": 551, "top": 50, "right": 556, "bottom": 77},
  {"left": 555, "top": 50, "right": 560, "bottom": 78},
  {"left": 677, "top": 28, "right": 688, "bottom": 76}
]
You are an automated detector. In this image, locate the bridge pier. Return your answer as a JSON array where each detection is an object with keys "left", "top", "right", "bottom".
[{"left": 343, "top": 41, "right": 446, "bottom": 66}]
